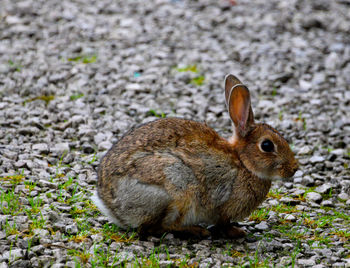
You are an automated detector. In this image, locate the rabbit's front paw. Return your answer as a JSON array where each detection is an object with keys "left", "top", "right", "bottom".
[
  {"left": 168, "top": 225, "right": 211, "bottom": 239},
  {"left": 224, "top": 225, "right": 246, "bottom": 239},
  {"left": 209, "top": 223, "right": 246, "bottom": 239}
]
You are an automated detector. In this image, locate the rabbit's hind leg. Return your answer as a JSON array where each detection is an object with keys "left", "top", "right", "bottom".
[{"left": 106, "top": 177, "right": 172, "bottom": 229}]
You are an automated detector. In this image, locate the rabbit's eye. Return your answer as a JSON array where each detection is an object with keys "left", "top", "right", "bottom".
[{"left": 261, "top": 139, "right": 274, "bottom": 152}]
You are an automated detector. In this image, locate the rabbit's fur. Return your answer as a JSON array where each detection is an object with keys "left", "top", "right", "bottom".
[{"left": 92, "top": 75, "right": 298, "bottom": 238}]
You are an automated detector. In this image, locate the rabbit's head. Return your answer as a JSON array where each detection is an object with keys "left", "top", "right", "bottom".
[{"left": 225, "top": 75, "right": 298, "bottom": 180}]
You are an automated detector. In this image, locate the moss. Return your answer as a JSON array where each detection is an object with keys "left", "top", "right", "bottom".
[
  {"left": 70, "top": 93, "right": 84, "bottom": 101},
  {"left": 0, "top": 174, "right": 25, "bottom": 185},
  {"left": 191, "top": 76, "right": 205, "bottom": 86},
  {"left": 176, "top": 65, "right": 198, "bottom": 73},
  {"left": 25, "top": 95, "right": 55, "bottom": 106},
  {"left": 68, "top": 54, "right": 97, "bottom": 64}
]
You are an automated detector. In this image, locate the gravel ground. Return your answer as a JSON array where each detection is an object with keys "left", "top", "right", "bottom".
[{"left": 0, "top": 0, "right": 349, "bottom": 267}]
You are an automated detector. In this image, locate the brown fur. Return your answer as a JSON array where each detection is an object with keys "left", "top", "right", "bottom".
[{"left": 93, "top": 74, "right": 298, "bottom": 238}]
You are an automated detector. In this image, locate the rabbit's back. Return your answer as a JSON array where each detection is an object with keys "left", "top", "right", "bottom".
[{"left": 98, "top": 118, "right": 237, "bottom": 185}]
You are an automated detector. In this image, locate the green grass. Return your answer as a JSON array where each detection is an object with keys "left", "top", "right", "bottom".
[
  {"left": 70, "top": 93, "right": 84, "bottom": 101},
  {"left": 0, "top": 189, "right": 22, "bottom": 216},
  {"left": 69, "top": 247, "right": 93, "bottom": 266},
  {"left": 28, "top": 211, "right": 47, "bottom": 231},
  {"left": 0, "top": 174, "right": 25, "bottom": 185},
  {"left": 267, "top": 188, "right": 285, "bottom": 200},
  {"left": 176, "top": 65, "right": 198, "bottom": 73},
  {"left": 147, "top": 109, "right": 166, "bottom": 118},
  {"left": 175, "top": 64, "right": 205, "bottom": 86},
  {"left": 278, "top": 109, "right": 284, "bottom": 120},
  {"left": 68, "top": 54, "right": 97, "bottom": 64},
  {"left": 3, "top": 220, "right": 20, "bottom": 236},
  {"left": 24, "top": 95, "right": 55, "bottom": 106},
  {"left": 297, "top": 111, "right": 307, "bottom": 130},
  {"left": 8, "top": 60, "right": 22, "bottom": 72},
  {"left": 24, "top": 180, "right": 37, "bottom": 192},
  {"left": 87, "top": 153, "right": 98, "bottom": 164},
  {"left": 190, "top": 76, "right": 205, "bottom": 86},
  {"left": 271, "top": 87, "right": 277, "bottom": 97},
  {"left": 28, "top": 196, "right": 43, "bottom": 213},
  {"left": 249, "top": 207, "right": 270, "bottom": 222}
]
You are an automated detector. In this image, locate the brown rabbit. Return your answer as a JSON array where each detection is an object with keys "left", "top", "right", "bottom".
[{"left": 91, "top": 74, "right": 298, "bottom": 238}]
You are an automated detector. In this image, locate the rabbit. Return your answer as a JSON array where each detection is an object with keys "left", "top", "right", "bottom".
[{"left": 91, "top": 74, "right": 298, "bottom": 238}]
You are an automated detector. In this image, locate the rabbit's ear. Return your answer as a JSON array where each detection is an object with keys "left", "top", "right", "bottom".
[
  {"left": 228, "top": 85, "right": 255, "bottom": 137},
  {"left": 225, "top": 74, "right": 243, "bottom": 107}
]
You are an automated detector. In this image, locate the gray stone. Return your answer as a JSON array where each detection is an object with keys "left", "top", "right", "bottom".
[
  {"left": 116, "top": 252, "right": 135, "bottom": 262},
  {"left": 299, "top": 80, "right": 312, "bottom": 91},
  {"left": 315, "top": 183, "right": 333, "bottom": 194},
  {"left": 302, "top": 176, "right": 315, "bottom": 186},
  {"left": 38, "top": 179, "right": 57, "bottom": 189},
  {"left": 255, "top": 221, "right": 269, "bottom": 231},
  {"left": 297, "top": 258, "right": 316, "bottom": 266},
  {"left": 32, "top": 229, "right": 49, "bottom": 238},
  {"left": 284, "top": 214, "right": 296, "bottom": 221},
  {"left": 98, "top": 141, "right": 113, "bottom": 151},
  {"left": 305, "top": 192, "right": 323, "bottom": 203},
  {"left": 325, "top": 52, "right": 339, "bottom": 70},
  {"left": 1, "top": 249, "right": 23, "bottom": 262},
  {"left": 294, "top": 170, "right": 303, "bottom": 178},
  {"left": 94, "top": 133, "right": 107, "bottom": 145},
  {"left": 312, "top": 265, "right": 327, "bottom": 268},
  {"left": 298, "top": 146, "right": 312, "bottom": 155},
  {"left": 65, "top": 224, "right": 78, "bottom": 235},
  {"left": 312, "top": 73, "right": 325, "bottom": 85},
  {"left": 51, "top": 143, "right": 70, "bottom": 154},
  {"left": 320, "top": 200, "right": 334, "bottom": 207},
  {"left": 331, "top": 149, "right": 345, "bottom": 156},
  {"left": 32, "top": 143, "right": 49, "bottom": 154},
  {"left": 338, "top": 192, "right": 349, "bottom": 201},
  {"left": 309, "top": 155, "right": 325, "bottom": 164}
]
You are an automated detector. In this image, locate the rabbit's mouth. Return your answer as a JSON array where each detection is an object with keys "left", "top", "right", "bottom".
[
  {"left": 252, "top": 170, "right": 277, "bottom": 181},
  {"left": 253, "top": 170, "right": 296, "bottom": 182}
]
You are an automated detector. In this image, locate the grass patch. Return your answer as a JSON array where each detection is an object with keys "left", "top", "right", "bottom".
[
  {"left": 175, "top": 64, "right": 205, "bottom": 86},
  {"left": 249, "top": 207, "right": 270, "bottom": 222},
  {"left": 176, "top": 65, "right": 198, "bottom": 73},
  {"left": 3, "top": 220, "right": 20, "bottom": 236},
  {"left": 330, "top": 229, "right": 350, "bottom": 242},
  {"left": 146, "top": 109, "right": 166, "bottom": 118},
  {"left": 68, "top": 54, "right": 97, "bottom": 64},
  {"left": 24, "top": 180, "right": 37, "bottom": 192},
  {"left": 70, "top": 93, "right": 84, "bottom": 101},
  {"left": 0, "top": 189, "right": 23, "bottom": 216},
  {"left": 295, "top": 111, "right": 307, "bottom": 130},
  {"left": 190, "top": 76, "right": 205, "bottom": 86},
  {"left": 267, "top": 189, "right": 285, "bottom": 199},
  {"left": 271, "top": 87, "right": 277, "bottom": 97},
  {"left": 69, "top": 248, "right": 92, "bottom": 266},
  {"left": 271, "top": 203, "right": 299, "bottom": 214},
  {"left": 278, "top": 109, "right": 284, "bottom": 121},
  {"left": 25, "top": 95, "right": 55, "bottom": 106},
  {"left": 90, "top": 243, "right": 120, "bottom": 267},
  {"left": 0, "top": 174, "right": 25, "bottom": 185},
  {"left": 101, "top": 223, "right": 137, "bottom": 244},
  {"left": 8, "top": 60, "right": 22, "bottom": 72}
]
